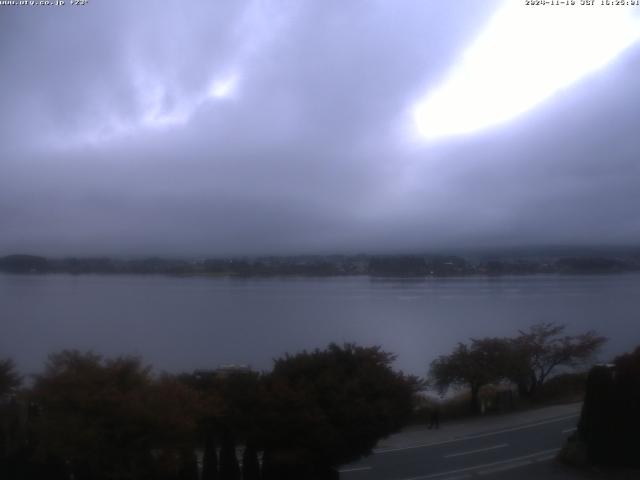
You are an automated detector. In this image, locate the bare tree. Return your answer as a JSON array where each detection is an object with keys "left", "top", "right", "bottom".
[{"left": 509, "top": 323, "right": 606, "bottom": 398}]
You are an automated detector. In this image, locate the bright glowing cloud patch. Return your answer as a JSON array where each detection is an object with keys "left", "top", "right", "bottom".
[
  {"left": 413, "top": 2, "right": 640, "bottom": 139},
  {"left": 207, "top": 73, "right": 239, "bottom": 99},
  {"left": 60, "top": 70, "right": 242, "bottom": 147},
  {"left": 139, "top": 71, "right": 240, "bottom": 130}
]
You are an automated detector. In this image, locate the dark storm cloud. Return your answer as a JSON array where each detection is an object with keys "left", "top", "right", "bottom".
[{"left": 0, "top": 0, "right": 638, "bottom": 256}]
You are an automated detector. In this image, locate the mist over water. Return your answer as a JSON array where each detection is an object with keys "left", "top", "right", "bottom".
[{"left": 2, "top": 272, "right": 638, "bottom": 377}]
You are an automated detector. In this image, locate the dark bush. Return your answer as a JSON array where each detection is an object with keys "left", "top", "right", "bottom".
[
  {"left": 574, "top": 347, "right": 640, "bottom": 467},
  {"left": 535, "top": 372, "right": 587, "bottom": 404}
]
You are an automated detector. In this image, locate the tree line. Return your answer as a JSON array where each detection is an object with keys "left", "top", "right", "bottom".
[
  {"left": 2, "top": 252, "right": 639, "bottom": 277},
  {"left": 0, "top": 323, "right": 607, "bottom": 479},
  {"left": 0, "top": 344, "right": 420, "bottom": 480},
  {"left": 429, "top": 323, "right": 606, "bottom": 414}
]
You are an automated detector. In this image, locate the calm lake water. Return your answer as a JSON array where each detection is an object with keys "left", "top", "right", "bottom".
[{"left": 1, "top": 273, "right": 639, "bottom": 376}]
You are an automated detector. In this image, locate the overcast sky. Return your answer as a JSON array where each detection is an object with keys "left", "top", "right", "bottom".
[{"left": 1, "top": 0, "right": 640, "bottom": 257}]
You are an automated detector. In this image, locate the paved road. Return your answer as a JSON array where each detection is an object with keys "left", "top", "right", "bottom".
[{"left": 339, "top": 405, "right": 581, "bottom": 480}]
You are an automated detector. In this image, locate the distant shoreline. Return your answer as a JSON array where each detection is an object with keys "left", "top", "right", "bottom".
[{"left": 2, "top": 252, "right": 639, "bottom": 278}]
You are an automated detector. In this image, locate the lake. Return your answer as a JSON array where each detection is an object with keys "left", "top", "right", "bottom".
[{"left": 1, "top": 272, "right": 639, "bottom": 376}]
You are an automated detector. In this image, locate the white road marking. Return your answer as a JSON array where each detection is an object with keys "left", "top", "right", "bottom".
[
  {"left": 534, "top": 453, "right": 558, "bottom": 462},
  {"left": 397, "top": 448, "right": 561, "bottom": 480},
  {"left": 562, "top": 427, "right": 577, "bottom": 434},
  {"left": 376, "top": 414, "right": 579, "bottom": 454},
  {"left": 444, "top": 443, "right": 508, "bottom": 458},
  {"left": 338, "top": 466, "right": 372, "bottom": 473},
  {"left": 477, "top": 459, "right": 531, "bottom": 475}
]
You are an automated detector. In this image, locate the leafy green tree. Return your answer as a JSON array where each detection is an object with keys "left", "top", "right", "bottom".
[
  {"left": 241, "top": 443, "right": 260, "bottom": 480},
  {"left": 144, "top": 374, "right": 204, "bottom": 450},
  {"left": 201, "top": 433, "right": 219, "bottom": 480},
  {"left": 259, "top": 343, "right": 421, "bottom": 473},
  {"left": 219, "top": 428, "right": 240, "bottom": 480},
  {"left": 508, "top": 323, "right": 606, "bottom": 398},
  {"left": 29, "top": 351, "right": 152, "bottom": 479},
  {"left": 430, "top": 338, "right": 511, "bottom": 414},
  {"left": 0, "top": 358, "right": 21, "bottom": 397},
  {"left": 0, "top": 358, "right": 23, "bottom": 480},
  {"left": 177, "top": 448, "right": 198, "bottom": 480},
  {"left": 29, "top": 351, "right": 202, "bottom": 480},
  {"left": 179, "top": 369, "right": 262, "bottom": 441}
]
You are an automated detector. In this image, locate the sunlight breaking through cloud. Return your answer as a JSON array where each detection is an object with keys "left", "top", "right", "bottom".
[
  {"left": 413, "top": 2, "right": 640, "bottom": 140},
  {"left": 56, "top": 69, "right": 242, "bottom": 148},
  {"left": 207, "top": 73, "right": 239, "bottom": 99}
]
